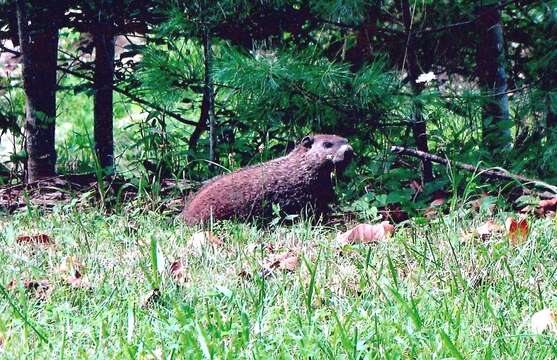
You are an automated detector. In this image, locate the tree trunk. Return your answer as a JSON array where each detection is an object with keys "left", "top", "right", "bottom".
[
  {"left": 401, "top": 0, "right": 433, "bottom": 183},
  {"left": 547, "top": 109, "right": 557, "bottom": 142},
  {"left": 187, "top": 91, "right": 209, "bottom": 154},
  {"left": 93, "top": 8, "right": 115, "bottom": 175},
  {"left": 476, "top": 3, "right": 512, "bottom": 152},
  {"left": 16, "top": 0, "right": 59, "bottom": 182},
  {"left": 203, "top": 27, "right": 217, "bottom": 169},
  {"left": 547, "top": 110, "right": 557, "bottom": 128}
]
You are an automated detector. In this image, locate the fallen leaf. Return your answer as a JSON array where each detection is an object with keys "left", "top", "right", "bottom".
[
  {"left": 54, "top": 256, "right": 90, "bottom": 288},
  {"left": 66, "top": 270, "right": 91, "bottom": 289},
  {"left": 460, "top": 230, "right": 475, "bottom": 242},
  {"left": 187, "top": 231, "right": 223, "bottom": 254},
  {"left": 336, "top": 221, "right": 394, "bottom": 245},
  {"left": 476, "top": 220, "right": 503, "bottom": 237},
  {"left": 16, "top": 234, "right": 54, "bottom": 245},
  {"left": 520, "top": 205, "right": 533, "bottom": 214},
  {"left": 8, "top": 279, "right": 52, "bottom": 301},
  {"left": 506, "top": 216, "right": 529, "bottom": 245},
  {"left": 261, "top": 251, "right": 300, "bottom": 277},
  {"left": 169, "top": 259, "right": 188, "bottom": 284},
  {"left": 537, "top": 198, "right": 557, "bottom": 216},
  {"left": 460, "top": 220, "right": 503, "bottom": 242},
  {"left": 141, "top": 288, "right": 161, "bottom": 309},
  {"left": 531, "top": 308, "right": 557, "bottom": 334},
  {"left": 238, "top": 268, "right": 252, "bottom": 280},
  {"left": 56, "top": 256, "right": 85, "bottom": 274},
  {"left": 430, "top": 197, "right": 446, "bottom": 207},
  {"left": 423, "top": 207, "right": 438, "bottom": 219}
]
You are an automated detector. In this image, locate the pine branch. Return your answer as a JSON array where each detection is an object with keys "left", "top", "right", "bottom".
[{"left": 0, "top": 44, "right": 198, "bottom": 127}]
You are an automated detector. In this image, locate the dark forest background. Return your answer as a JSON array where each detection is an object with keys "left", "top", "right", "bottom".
[{"left": 1, "top": 0, "right": 556, "bottom": 217}]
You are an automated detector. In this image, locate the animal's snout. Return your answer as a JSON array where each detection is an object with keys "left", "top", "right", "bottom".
[
  {"left": 332, "top": 144, "right": 354, "bottom": 171},
  {"left": 343, "top": 144, "right": 354, "bottom": 161},
  {"left": 334, "top": 144, "right": 354, "bottom": 163}
]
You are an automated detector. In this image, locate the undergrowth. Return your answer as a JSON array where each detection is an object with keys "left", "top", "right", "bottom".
[{"left": 1, "top": 202, "right": 557, "bottom": 358}]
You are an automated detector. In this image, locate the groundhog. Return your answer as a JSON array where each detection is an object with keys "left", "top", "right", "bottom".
[{"left": 181, "top": 134, "right": 353, "bottom": 225}]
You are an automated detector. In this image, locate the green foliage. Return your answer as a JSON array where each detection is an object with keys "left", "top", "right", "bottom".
[{"left": 1, "top": 0, "right": 557, "bottom": 210}]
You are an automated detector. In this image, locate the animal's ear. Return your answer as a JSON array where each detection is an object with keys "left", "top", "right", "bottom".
[{"left": 301, "top": 135, "right": 314, "bottom": 148}]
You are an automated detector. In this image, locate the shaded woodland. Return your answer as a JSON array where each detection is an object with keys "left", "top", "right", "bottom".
[{"left": 0, "top": 0, "right": 556, "bottom": 215}]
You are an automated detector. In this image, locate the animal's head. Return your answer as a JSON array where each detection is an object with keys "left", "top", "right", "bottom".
[{"left": 297, "top": 134, "right": 354, "bottom": 173}]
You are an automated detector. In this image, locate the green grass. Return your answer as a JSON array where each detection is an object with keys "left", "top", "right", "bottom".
[{"left": 1, "top": 204, "right": 557, "bottom": 359}]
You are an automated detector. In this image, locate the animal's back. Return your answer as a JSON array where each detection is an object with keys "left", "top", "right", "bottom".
[
  {"left": 182, "top": 156, "right": 292, "bottom": 224},
  {"left": 181, "top": 134, "right": 353, "bottom": 225}
]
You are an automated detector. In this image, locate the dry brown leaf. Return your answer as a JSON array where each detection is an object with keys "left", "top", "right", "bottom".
[
  {"left": 460, "top": 220, "right": 503, "bottom": 242},
  {"left": 430, "top": 197, "right": 446, "bottom": 207},
  {"left": 261, "top": 251, "right": 300, "bottom": 277},
  {"left": 141, "top": 288, "right": 161, "bottom": 309},
  {"left": 423, "top": 207, "right": 439, "bottom": 219},
  {"left": 531, "top": 309, "right": 557, "bottom": 334},
  {"left": 56, "top": 256, "right": 85, "bottom": 274},
  {"left": 336, "top": 221, "right": 394, "bottom": 245},
  {"left": 538, "top": 198, "right": 557, "bottom": 216},
  {"left": 476, "top": 220, "right": 503, "bottom": 237},
  {"left": 16, "top": 234, "right": 54, "bottom": 245},
  {"left": 7, "top": 279, "right": 52, "bottom": 301},
  {"left": 66, "top": 270, "right": 91, "bottom": 289},
  {"left": 505, "top": 216, "right": 529, "bottom": 246},
  {"left": 169, "top": 259, "right": 189, "bottom": 284}
]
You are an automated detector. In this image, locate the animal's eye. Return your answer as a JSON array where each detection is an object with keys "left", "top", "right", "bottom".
[{"left": 323, "top": 142, "right": 333, "bottom": 148}]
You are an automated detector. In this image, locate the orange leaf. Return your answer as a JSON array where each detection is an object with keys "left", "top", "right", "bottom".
[
  {"left": 505, "top": 217, "right": 529, "bottom": 245},
  {"left": 336, "top": 221, "right": 394, "bottom": 245}
]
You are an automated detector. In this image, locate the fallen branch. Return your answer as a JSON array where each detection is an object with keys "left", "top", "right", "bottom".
[{"left": 391, "top": 146, "right": 557, "bottom": 196}]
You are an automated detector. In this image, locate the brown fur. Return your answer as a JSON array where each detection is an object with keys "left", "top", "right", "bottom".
[{"left": 181, "top": 134, "right": 353, "bottom": 225}]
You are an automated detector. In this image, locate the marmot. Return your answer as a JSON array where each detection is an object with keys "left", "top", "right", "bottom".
[{"left": 181, "top": 134, "right": 353, "bottom": 225}]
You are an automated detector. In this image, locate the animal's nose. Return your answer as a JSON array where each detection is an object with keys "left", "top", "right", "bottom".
[{"left": 342, "top": 144, "right": 354, "bottom": 161}]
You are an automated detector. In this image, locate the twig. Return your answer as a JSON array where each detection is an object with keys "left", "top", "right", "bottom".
[{"left": 390, "top": 146, "right": 557, "bottom": 195}]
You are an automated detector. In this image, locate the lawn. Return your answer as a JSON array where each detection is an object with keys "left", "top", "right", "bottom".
[{"left": 1, "top": 204, "right": 557, "bottom": 359}]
